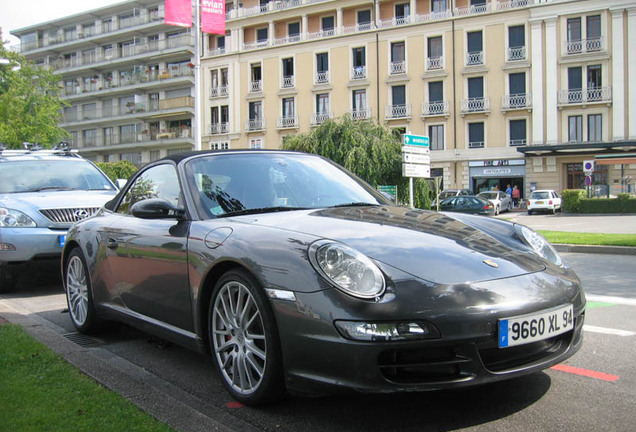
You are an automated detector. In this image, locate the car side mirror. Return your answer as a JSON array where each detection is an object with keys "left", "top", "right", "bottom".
[{"left": 130, "top": 198, "right": 186, "bottom": 220}]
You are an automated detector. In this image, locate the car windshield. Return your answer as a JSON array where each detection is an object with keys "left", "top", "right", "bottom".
[
  {"left": 0, "top": 160, "right": 115, "bottom": 194},
  {"left": 438, "top": 191, "right": 457, "bottom": 200},
  {"left": 185, "top": 153, "right": 388, "bottom": 218},
  {"left": 478, "top": 192, "right": 497, "bottom": 199},
  {"left": 531, "top": 192, "right": 550, "bottom": 199}
]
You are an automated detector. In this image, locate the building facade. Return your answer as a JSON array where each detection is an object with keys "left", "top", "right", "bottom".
[
  {"left": 13, "top": 0, "right": 636, "bottom": 198},
  {"left": 12, "top": 0, "right": 196, "bottom": 165}
]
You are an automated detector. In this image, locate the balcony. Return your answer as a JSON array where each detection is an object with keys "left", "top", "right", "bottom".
[
  {"left": 509, "top": 139, "right": 527, "bottom": 147},
  {"left": 426, "top": 56, "right": 444, "bottom": 71},
  {"left": 469, "top": 140, "right": 485, "bottom": 149},
  {"left": 385, "top": 104, "right": 411, "bottom": 120},
  {"left": 502, "top": 93, "right": 532, "bottom": 111},
  {"left": 379, "top": 16, "right": 412, "bottom": 29},
  {"left": 246, "top": 119, "right": 265, "bottom": 132},
  {"left": 557, "top": 87, "right": 612, "bottom": 106},
  {"left": 315, "top": 71, "right": 329, "bottom": 85},
  {"left": 62, "top": 97, "right": 194, "bottom": 124},
  {"left": 349, "top": 108, "right": 372, "bottom": 120},
  {"left": 310, "top": 112, "right": 333, "bottom": 126},
  {"left": 307, "top": 29, "right": 336, "bottom": 40},
  {"left": 563, "top": 37, "right": 605, "bottom": 56},
  {"left": 461, "top": 97, "right": 490, "bottom": 115},
  {"left": 209, "top": 85, "right": 229, "bottom": 98},
  {"left": 422, "top": 101, "right": 450, "bottom": 117},
  {"left": 281, "top": 75, "right": 295, "bottom": 89},
  {"left": 351, "top": 66, "right": 367, "bottom": 80},
  {"left": 466, "top": 51, "right": 484, "bottom": 66},
  {"left": 210, "top": 123, "right": 230, "bottom": 135},
  {"left": 277, "top": 116, "right": 299, "bottom": 129},
  {"left": 507, "top": 46, "right": 527, "bottom": 62},
  {"left": 390, "top": 61, "right": 406, "bottom": 75},
  {"left": 249, "top": 80, "right": 263, "bottom": 93}
]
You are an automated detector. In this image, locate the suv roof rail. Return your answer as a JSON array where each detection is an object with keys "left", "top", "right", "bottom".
[{"left": 0, "top": 141, "right": 79, "bottom": 158}]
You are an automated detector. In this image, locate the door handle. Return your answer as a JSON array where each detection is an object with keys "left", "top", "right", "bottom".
[{"left": 107, "top": 238, "right": 118, "bottom": 249}]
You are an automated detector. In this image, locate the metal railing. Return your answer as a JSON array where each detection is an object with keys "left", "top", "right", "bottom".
[
  {"left": 557, "top": 87, "right": 612, "bottom": 105},
  {"left": 315, "top": 71, "right": 329, "bottom": 84},
  {"left": 281, "top": 75, "right": 295, "bottom": 89},
  {"left": 469, "top": 141, "right": 485, "bottom": 149},
  {"left": 245, "top": 119, "right": 265, "bottom": 132},
  {"left": 509, "top": 139, "right": 527, "bottom": 147},
  {"left": 349, "top": 108, "right": 372, "bottom": 120},
  {"left": 385, "top": 104, "right": 411, "bottom": 119},
  {"left": 461, "top": 97, "right": 490, "bottom": 113},
  {"left": 209, "top": 123, "right": 230, "bottom": 135},
  {"left": 426, "top": 56, "right": 444, "bottom": 70},
  {"left": 564, "top": 37, "right": 604, "bottom": 55},
  {"left": 502, "top": 93, "right": 531, "bottom": 110},
  {"left": 507, "top": 46, "right": 526, "bottom": 62},
  {"left": 310, "top": 112, "right": 333, "bottom": 126},
  {"left": 390, "top": 61, "right": 406, "bottom": 75},
  {"left": 249, "top": 80, "right": 263, "bottom": 93},
  {"left": 209, "top": 85, "right": 229, "bottom": 98},
  {"left": 277, "top": 116, "right": 298, "bottom": 129},
  {"left": 466, "top": 51, "right": 484, "bottom": 66},
  {"left": 422, "top": 101, "right": 450, "bottom": 116},
  {"left": 351, "top": 66, "right": 367, "bottom": 80}
]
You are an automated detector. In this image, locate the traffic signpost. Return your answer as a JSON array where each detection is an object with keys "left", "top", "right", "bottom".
[{"left": 402, "top": 133, "right": 430, "bottom": 208}]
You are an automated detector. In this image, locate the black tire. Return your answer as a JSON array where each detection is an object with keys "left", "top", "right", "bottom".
[
  {"left": 527, "top": 210, "right": 533, "bottom": 215},
  {"left": 0, "top": 266, "right": 19, "bottom": 294},
  {"left": 64, "top": 248, "right": 102, "bottom": 333},
  {"left": 209, "top": 269, "right": 284, "bottom": 405}
]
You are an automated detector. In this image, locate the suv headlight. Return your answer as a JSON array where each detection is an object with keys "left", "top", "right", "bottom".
[
  {"left": 309, "top": 241, "right": 385, "bottom": 299},
  {"left": 0, "top": 208, "right": 37, "bottom": 228},
  {"left": 514, "top": 224, "right": 562, "bottom": 267}
]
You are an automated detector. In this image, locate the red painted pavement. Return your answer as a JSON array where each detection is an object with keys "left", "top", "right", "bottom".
[{"left": 551, "top": 364, "right": 619, "bottom": 382}]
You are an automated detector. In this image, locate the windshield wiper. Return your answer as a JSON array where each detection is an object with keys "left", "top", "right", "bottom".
[
  {"left": 331, "top": 202, "right": 380, "bottom": 208},
  {"left": 218, "top": 206, "right": 310, "bottom": 218},
  {"left": 26, "top": 186, "right": 77, "bottom": 192}
]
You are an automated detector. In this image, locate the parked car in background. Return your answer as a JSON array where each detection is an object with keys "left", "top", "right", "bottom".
[
  {"left": 439, "top": 195, "right": 495, "bottom": 216},
  {"left": 527, "top": 190, "right": 562, "bottom": 215},
  {"left": 431, "top": 188, "right": 472, "bottom": 209},
  {"left": 0, "top": 144, "right": 119, "bottom": 292},
  {"left": 62, "top": 150, "right": 584, "bottom": 405},
  {"left": 478, "top": 191, "right": 513, "bottom": 215}
]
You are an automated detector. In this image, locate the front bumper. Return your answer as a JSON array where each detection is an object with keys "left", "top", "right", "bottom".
[
  {"left": 271, "top": 268, "right": 585, "bottom": 396},
  {"left": 0, "top": 227, "right": 67, "bottom": 263}
]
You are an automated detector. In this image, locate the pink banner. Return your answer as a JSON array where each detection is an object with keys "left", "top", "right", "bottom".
[
  {"left": 165, "top": 0, "right": 192, "bottom": 28},
  {"left": 201, "top": 0, "right": 226, "bottom": 35}
]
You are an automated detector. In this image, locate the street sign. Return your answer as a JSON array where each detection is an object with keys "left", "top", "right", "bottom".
[
  {"left": 402, "top": 163, "right": 430, "bottom": 178},
  {"left": 401, "top": 145, "right": 430, "bottom": 155},
  {"left": 585, "top": 175, "right": 592, "bottom": 186},
  {"left": 403, "top": 153, "right": 431, "bottom": 164},
  {"left": 403, "top": 134, "right": 430, "bottom": 147},
  {"left": 378, "top": 185, "right": 397, "bottom": 197},
  {"left": 583, "top": 160, "right": 595, "bottom": 175}
]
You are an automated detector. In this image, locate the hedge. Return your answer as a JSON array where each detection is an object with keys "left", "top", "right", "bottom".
[{"left": 561, "top": 190, "right": 636, "bottom": 214}]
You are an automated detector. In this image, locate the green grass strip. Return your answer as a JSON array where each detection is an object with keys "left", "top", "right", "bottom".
[
  {"left": 538, "top": 231, "right": 636, "bottom": 247},
  {"left": 0, "top": 324, "right": 174, "bottom": 432}
]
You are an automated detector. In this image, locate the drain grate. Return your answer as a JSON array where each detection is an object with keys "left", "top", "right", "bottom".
[{"left": 62, "top": 332, "right": 115, "bottom": 348}]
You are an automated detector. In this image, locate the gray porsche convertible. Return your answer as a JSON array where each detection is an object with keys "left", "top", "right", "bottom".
[{"left": 62, "top": 150, "right": 585, "bottom": 405}]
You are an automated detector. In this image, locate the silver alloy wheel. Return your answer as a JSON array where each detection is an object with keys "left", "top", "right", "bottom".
[
  {"left": 66, "top": 255, "right": 89, "bottom": 326},
  {"left": 212, "top": 281, "right": 267, "bottom": 395}
]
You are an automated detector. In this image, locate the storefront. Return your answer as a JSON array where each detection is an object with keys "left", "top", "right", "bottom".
[{"left": 469, "top": 159, "right": 526, "bottom": 196}]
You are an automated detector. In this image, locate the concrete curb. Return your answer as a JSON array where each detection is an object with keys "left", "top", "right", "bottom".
[
  {"left": 0, "top": 299, "right": 258, "bottom": 432},
  {"left": 553, "top": 244, "right": 636, "bottom": 255}
]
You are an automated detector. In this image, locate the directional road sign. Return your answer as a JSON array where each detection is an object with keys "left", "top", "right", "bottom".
[
  {"left": 403, "top": 134, "right": 430, "bottom": 147},
  {"left": 402, "top": 163, "right": 431, "bottom": 178}
]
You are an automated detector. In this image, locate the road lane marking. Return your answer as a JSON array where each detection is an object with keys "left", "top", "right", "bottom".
[
  {"left": 586, "top": 295, "right": 636, "bottom": 307},
  {"left": 583, "top": 325, "right": 636, "bottom": 337},
  {"left": 551, "top": 364, "right": 619, "bottom": 382}
]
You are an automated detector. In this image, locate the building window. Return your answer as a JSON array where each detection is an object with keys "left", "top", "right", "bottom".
[
  {"left": 427, "top": 36, "right": 443, "bottom": 70},
  {"left": 322, "top": 16, "right": 335, "bottom": 32},
  {"left": 281, "top": 58, "right": 294, "bottom": 88},
  {"left": 288, "top": 22, "right": 300, "bottom": 39},
  {"left": 509, "top": 119, "right": 526, "bottom": 146},
  {"left": 390, "top": 41, "right": 406, "bottom": 74},
  {"left": 316, "top": 94, "right": 329, "bottom": 114},
  {"left": 316, "top": 52, "right": 329, "bottom": 84},
  {"left": 568, "top": 115, "right": 583, "bottom": 142},
  {"left": 508, "top": 25, "right": 525, "bottom": 61},
  {"left": 392, "top": 85, "right": 406, "bottom": 107},
  {"left": 426, "top": 81, "right": 446, "bottom": 115},
  {"left": 256, "top": 27, "right": 268, "bottom": 43},
  {"left": 587, "top": 15, "right": 601, "bottom": 50},
  {"left": 432, "top": 0, "right": 447, "bottom": 13},
  {"left": 352, "top": 89, "right": 368, "bottom": 119},
  {"left": 357, "top": 10, "right": 372, "bottom": 29},
  {"left": 352, "top": 47, "right": 366, "bottom": 79},
  {"left": 467, "top": 31, "right": 483, "bottom": 65},
  {"left": 468, "top": 122, "right": 484, "bottom": 148},
  {"left": 395, "top": 3, "right": 410, "bottom": 22},
  {"left": 587, "top": 114, "right": 602, "bottom": 141},
  {"left": 249, "top": 138, "right": 263, "bottom": 149},
  {"left": 429, "top": 125, "right": 444, "bottom": 151},
  {"left": 250, "top": 64, "right": 262, "bottom": 92},
  {"left": 567, "top": 17, "right": 581, "bottom": 53},
  {"left": 211, "top": 142, "right": 230, "bottom": 150},
  {"left": 282, "top": 98, "right": 295, "bottom": 118}
]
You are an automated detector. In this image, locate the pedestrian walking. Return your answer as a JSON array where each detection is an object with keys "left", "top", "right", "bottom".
[{"left": 512, "top": 185, "right": 520, "bottom": 207}]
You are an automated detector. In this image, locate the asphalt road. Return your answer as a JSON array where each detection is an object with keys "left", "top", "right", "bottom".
[{"left": 1, "top": 251, "right": 635, "bottom": 432}]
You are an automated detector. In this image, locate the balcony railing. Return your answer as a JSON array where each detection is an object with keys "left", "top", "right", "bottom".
[
  {"left": 273, "top": 35, "right": 302, "bottom": 46},
  {"left": 461, "top": 97, "right": 490, "bottom": 114},
  {"left": 315, "top": 71, "right": 329, "bottom": 84},
  {"left": 379, "top": 16, "right": 412, "bottom": 29},
  {"left": 209, "top": 85, "right": 229, "bottom": 98},
  {"left": 249, "top": 80, "right": 262, "bottom": 93},
  {"left": 558, "top": 87, "right": 612, "bottom": 105},
  {"left": 385, "top": 104, "right": 411, "bottom": 119},
  {"left": 210, "top": 123, "right": 230, "bottom": 135},
  {"left": 422, "top": 101, "right": 450, "bottom": 117},
  {"left": 390, "top": 61, "right": 406, "bottom": 75},
  {"left": 310, "top": 112, "right": 333, "bottom": 126},
  {"left": 564, "top": 37, "right": 605, "bottom": 55},
  {"left": 246, "top": 119, "right": 265, "bottom": 132},
  {"left": 426, "top": 56, "right": 444, "bottom": 71},
  {"left": 281, "top": 75, "right": 295, "bottom": 89},
  {"left": 469, "top": 141, "right": 485, "bottom": 149},
  {"left": 507, "top": 46, "right": 527, "bottom": 62},
  {"left": 62, "top": 97, "right": 193, "bottom": 124},
  {"left": 502, "top": 93, "right": 532, "bottom": 110},
  {"left": 341, "top": 23, "right": 373, "bottom": 34},
  {"left": 466, "top": 51, "right": 484, "bottom": 66},
  {"left": 277, "top": 116, "right": 299, "bottom": 129},
  {"left": 352, "top": 66, "right": 367, "bottom": 80},
  {"left": 308, "top": 29, "right": 336, "bottom": 40},
  {"left": 349, "top": 108, "right": 372, "bottom": 120},
  {"left": 509, "top": 139, "right": 527, "bottom": 147}
]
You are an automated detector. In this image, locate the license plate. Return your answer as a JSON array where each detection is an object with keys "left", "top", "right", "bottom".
[
  {"left": 498, "top": 304, "right": 574, "bottom": 348},
  {"left": 59, "top": 235, "right": 66, "bottom": 248},
  {"left": 536, "top": 201, "right": 544, "bottom": 204}
]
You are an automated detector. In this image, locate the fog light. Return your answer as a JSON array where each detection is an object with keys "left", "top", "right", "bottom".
[
  {"left": 334, "top": 321, "right": 440, "bottom": 342},
  {"left": 0, "top": 243, "right": 16, "bottom": 251}
]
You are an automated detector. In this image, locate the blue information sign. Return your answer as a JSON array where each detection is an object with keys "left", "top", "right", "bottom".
[{"left": 403, "top": 134, "right": 430, "bottom": 147}]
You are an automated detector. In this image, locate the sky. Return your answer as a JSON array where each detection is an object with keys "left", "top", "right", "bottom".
[{"left": 0, "top": 0, "right": 119, "bottom": 47}]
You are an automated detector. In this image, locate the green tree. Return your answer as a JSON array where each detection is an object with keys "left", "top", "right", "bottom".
[
  {"left": 282, "top": 115, "right": 431, "bottom": 208},
  {"left": 96, "top": 160, "right": 138, "bottom": 183},
  {"left": 0, "top": 32, "right": 69, "bottom": 148}
]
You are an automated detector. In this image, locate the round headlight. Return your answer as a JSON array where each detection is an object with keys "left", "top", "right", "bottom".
[
  {"left": 310, "top": 241, "right": 385, "bottom": 299},
  {"left": 514, "top": 224, "right": 562, "bottom": 267}
]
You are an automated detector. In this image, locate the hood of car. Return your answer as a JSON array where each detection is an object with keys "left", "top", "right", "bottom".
[{"left": 237, "top": 206, "right": 546, "bottom": 285}]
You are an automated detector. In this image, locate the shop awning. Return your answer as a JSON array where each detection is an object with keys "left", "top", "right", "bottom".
[{"left": 595, "top": 154, "right": 636, "bottom": 165}]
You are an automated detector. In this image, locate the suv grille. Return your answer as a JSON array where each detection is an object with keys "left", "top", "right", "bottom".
[{"left": 40, "top": 207, "right": 99, "bottom": 223}]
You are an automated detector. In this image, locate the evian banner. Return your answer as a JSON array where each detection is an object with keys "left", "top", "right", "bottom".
[
  {"left": 165, "top": 0, "right": 192, "bottom": 28},
  {"left": 201, "top": 0, "right": 226, "bottom": 35}
]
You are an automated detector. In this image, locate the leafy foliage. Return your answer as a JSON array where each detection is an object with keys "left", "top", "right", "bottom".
[
  {"left": 282, "top": 115, "right": 431, "bottom": 208},
  {"left": 561, "top": 189, "right": 586, "bottom": 213},
  {"left": 96, "top": 160, "right": 138, "bottom": 183},
  {"left": 0, "top": 35, "right": 69, "bottom": 148}
]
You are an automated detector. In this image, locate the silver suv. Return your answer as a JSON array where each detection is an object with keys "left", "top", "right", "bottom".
[{"left": 0, "top": 145, "right": 119, "bottom": 292}]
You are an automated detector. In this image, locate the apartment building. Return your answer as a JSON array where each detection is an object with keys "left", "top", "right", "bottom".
[
  {"left": 11, "top": 0, "right": 196, "bottom": 165},
  {"left": 203, "top": 0, "right": 635, "bottom": 197}
]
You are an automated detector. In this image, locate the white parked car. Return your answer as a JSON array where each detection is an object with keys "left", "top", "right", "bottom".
[
  {"left": 527, "top": 190, "right": 562, "bottom": 215},
  {"left": 477, "top": 191, "right": 513, "bottom": 215}
]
